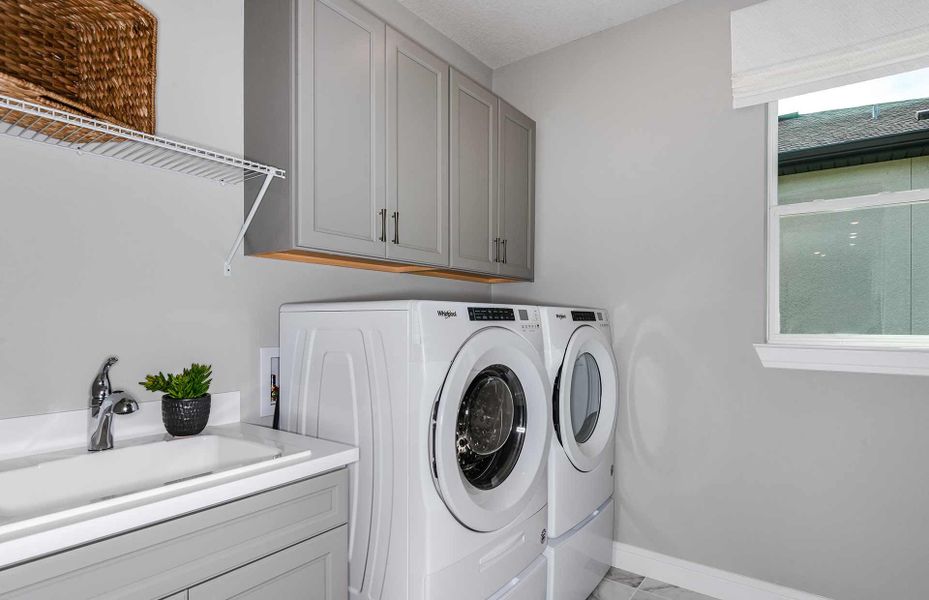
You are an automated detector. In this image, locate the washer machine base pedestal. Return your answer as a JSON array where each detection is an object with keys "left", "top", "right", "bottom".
[
  {"left": 488, "top": 556, "right": 547, "bottom": 600},
  {"left": 545, "top": 497, "right": 614, "bottom": 600}
]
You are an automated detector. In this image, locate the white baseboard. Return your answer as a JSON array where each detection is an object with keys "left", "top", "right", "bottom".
[{"left": 612, "top": 542, "right": 833, "bottom": 600}]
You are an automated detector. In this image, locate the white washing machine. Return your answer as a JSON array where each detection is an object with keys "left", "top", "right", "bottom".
[
  {"left": 279, "top": 301, "right": 551, "bottom": 600},
  {"left": 540, "top": 306, "right": 618, "bottom": 600}
]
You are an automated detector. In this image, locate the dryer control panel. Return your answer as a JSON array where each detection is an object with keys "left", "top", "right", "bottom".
[{"left": 570, "top": 310, "right": 608, "bottom": 322}]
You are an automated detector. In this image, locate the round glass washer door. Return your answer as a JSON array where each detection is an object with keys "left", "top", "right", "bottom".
[
  {"left": 456, "top": 364, "right": 526, "bottom": 491},
  {"left": 569, "top": 352, "right": 602, "bottom": 444},
  {"left": 554, "top": 326, "right": 617, "bottom": 473},
  {"left": 432, "top": 328, "right": 550, "bottom": 532}
]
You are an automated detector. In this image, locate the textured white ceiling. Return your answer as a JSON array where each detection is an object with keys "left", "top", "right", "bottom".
[{"left": 398, "top": 0, "right": 686, "bottom": 69}]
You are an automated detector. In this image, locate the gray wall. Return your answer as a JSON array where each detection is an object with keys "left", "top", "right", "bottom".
[
  {"left": 0, "top": 0, "right": 490, "bottom": 423},
  {"left": 492, "top": 1, "right": 929, "bottom": 598}
]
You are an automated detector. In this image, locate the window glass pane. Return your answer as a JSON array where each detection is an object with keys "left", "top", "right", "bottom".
[
  {"left": 777, "top": 68, "right": 929, "bottom": 206},
  {"left": 778, "top": 161, "right": 911, "bottom": 205},
  {"left": 775, "top": 67, "right": 929, "bottom": 338},
  {"left": 913, "top": 204, "right": 929, "bottom": 335},
  {"left": 779, "top": 205, "right": 918, "bottom": 334}
]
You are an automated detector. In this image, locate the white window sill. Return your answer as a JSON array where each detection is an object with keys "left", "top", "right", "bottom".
[{"left": 754, "top": 343, "right": 929, "bottom": 376}]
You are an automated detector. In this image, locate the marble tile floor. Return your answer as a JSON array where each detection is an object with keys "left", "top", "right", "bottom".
[{"left": 588, "top": 567, "right": 721, "bottom": 600}]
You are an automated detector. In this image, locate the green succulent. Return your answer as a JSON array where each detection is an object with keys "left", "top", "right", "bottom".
[{"left": 140, "top": 363, "right": 213, "bottom": 399}]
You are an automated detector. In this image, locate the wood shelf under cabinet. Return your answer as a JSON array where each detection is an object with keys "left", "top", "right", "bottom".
[{"left": 255, "top": 250, "right": 520, "bottom": 283}]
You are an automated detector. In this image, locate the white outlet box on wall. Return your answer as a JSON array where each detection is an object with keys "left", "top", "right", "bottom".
[{"left": 259, "top": 347, "right": 280, "bottom": 418}]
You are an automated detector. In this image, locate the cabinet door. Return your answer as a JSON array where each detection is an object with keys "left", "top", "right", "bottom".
[
  {"left": 296, "top": 0, "right": 386, "bottom": 257},
  {"left": 497, "top": 99, "right": 535, "bottom": 280},
  {"left": 449, "top": 68, "right": 498, "bottom": 274},
  {"left": 161, "top": 593, "right": 187, "bottom": 600},
  {"left": 189, "top": 525, "right": 348, "bottom": 600},
  {"left": 385, "top": 27, "right": 449, "bottom": 267}
]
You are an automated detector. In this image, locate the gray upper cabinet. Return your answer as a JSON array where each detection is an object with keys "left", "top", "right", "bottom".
[
  {"left": 450, "top": 68, "right": 498, "bottom": 275},
  {"left": 297, "top": 0, "right": 386, "bottom": 256},
  {"left": 449, "top": 73, "right": 536, "bottom": 279},
  {"left": 497, "top": 99, "right": 535, "bottom": 280},
  {"left": 385, "top": 27, "right": 449, "bottom": 267},
  {"left": 244, "top": 0, "right": 386, "bottom": 260},
  {"left": 245, "top": 0, "right": 535, "bottom": 281}
]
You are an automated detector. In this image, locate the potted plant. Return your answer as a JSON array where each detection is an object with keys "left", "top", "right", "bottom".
[{"left": 140, "top": 363, "right": 213, "bottom": 436}]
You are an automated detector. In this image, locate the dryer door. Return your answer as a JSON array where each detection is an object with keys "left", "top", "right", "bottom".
[
  {"left": 432, "top": 327, "right": 550, "bottom": 532},
  {"left": 554, "top": 326, "right": 617, "bottom": 473}
]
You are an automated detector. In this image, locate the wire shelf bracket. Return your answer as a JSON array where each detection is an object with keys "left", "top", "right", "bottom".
[
  {"left": 0, "top": 94, "right": 286, "bottom": 276},
  {"left": 224, "top": 172, "right": 274, "bottom": 276}
]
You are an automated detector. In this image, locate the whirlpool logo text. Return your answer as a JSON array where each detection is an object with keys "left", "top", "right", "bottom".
[{"left": 437, "top": 310, "right": 458, "bottom": 319}]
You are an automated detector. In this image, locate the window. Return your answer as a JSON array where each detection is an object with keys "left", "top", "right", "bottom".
[{"left": 761, "top": 67, "right": 929, "bottom": 374}]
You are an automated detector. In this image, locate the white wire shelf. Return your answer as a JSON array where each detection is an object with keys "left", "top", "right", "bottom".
[{"left": 0, "top": 94, "right": 286, "bottom": 275}]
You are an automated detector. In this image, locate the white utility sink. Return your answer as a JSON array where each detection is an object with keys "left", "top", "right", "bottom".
[{"left": 0, "top": 435, "right": 282, "bottom": 519}]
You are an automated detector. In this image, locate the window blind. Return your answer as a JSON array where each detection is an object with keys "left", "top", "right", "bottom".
[{"left": 731, "top": 0, "right": 929, "bottom": 108}]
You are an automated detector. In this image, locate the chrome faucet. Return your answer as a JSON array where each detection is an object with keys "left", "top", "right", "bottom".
[{"left": 88, "top": 356, "right": 139, "bottom": 451}]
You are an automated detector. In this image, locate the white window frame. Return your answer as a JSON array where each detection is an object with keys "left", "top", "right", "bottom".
[{"left": 757, "top": 102, "right": 929, "bottom": 375}]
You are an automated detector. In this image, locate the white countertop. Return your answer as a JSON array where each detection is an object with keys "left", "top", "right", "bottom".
[{"left": 0, "top": 422, "right": 357, "bottom": 569}]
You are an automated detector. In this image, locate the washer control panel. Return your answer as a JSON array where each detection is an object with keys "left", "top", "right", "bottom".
[
  {"left": 518, "top": 307, "right": 541, "bottom": 331},
  {"left": 465, "top": 306, "right": 541, "bottom": 332},
  {"left": 468, "top": 307, "right": 515, "bottom": 321}
]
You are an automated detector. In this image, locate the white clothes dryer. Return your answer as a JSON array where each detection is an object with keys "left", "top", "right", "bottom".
[
  {"left": 280, "top": 301, "right": 551, "bottom": 600},
  {"left": 539, "top": 307, "right": 618, "bottom": 600}
]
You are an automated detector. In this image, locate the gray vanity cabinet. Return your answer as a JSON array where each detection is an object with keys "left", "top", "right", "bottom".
[
  {"left": 189, "top": 526, "right": 347, "bottom": 600},
  {"left": 0, "top": 469, "right": 349, "bottom": 600},
  {"left": 385, "top": 27, "right": 450, "bottom": 267},
  {"left": 496, "top": 99, "right": 535, "bottom": 280},
  {"left": 449, "top": 68, "right": 498, "bottom": 275}
]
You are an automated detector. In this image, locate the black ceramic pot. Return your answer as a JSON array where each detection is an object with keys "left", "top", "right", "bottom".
[{"left": 161, "top": 394, "right": 211, "bottom": 436}]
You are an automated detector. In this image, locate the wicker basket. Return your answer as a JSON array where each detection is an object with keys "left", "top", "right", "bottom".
[
  {"left": 0, "top": 0, "right": 158, "bottom": 134},
  {"left": 0, "top": 72, "right": 124, "bottom": 143}
]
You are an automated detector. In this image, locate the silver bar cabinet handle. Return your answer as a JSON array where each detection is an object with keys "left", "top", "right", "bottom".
[
  {"left": 378, "top": 209, "right": 387, "bottom": 242},
  {"left": 502, "top": 239, "right": 507, "bottom": 264},
  {"left": 392, "top": 211, "right": 400, "bottom": 244}
]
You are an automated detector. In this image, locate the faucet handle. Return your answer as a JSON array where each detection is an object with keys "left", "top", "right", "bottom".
[
  {"left": 111, "top": 391, "right": 139, "bottom": 415},
  {"left": 91, "top": 356, "right": 119, "bottom": 401}
]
